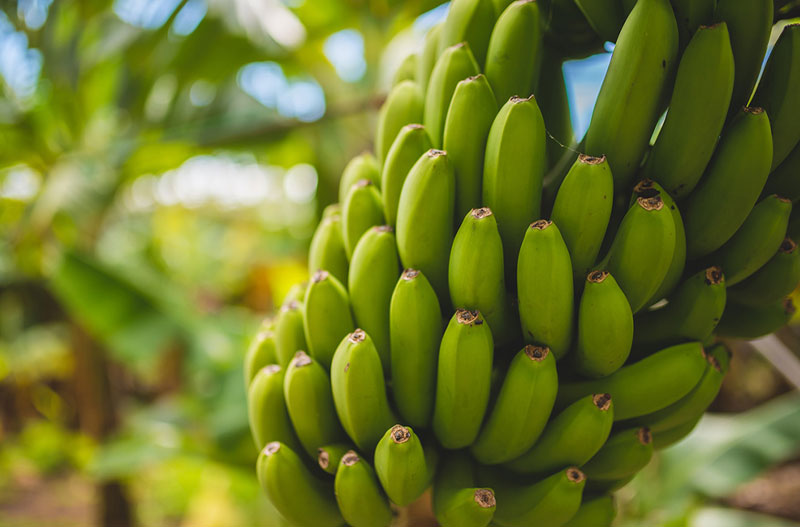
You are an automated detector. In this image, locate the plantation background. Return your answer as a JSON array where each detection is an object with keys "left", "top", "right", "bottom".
[{"left": 1, "top": 1, "right": 800, "bottom": 525}]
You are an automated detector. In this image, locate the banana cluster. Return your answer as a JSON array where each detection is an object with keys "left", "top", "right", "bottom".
[{"left": 245, "top": 0, "right": 800, "bottom": 525}]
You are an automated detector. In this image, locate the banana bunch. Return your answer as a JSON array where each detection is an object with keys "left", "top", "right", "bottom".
[{"left": 246, "top": 1, "right": 800, "bottom": 525}]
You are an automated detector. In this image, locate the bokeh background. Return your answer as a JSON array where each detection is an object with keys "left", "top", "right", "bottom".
[{"left": 0, "top": 1, "right": 799, "bottom": 526}]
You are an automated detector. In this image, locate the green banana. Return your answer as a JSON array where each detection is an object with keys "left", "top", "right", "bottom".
[
  {"left": 334, "top": 451, "right": 393, "bottom": 527},
  {"left": 574, "top": 271, "right": 633, "bottom": 378},
  {"left": 584, "top": 0, "right": 678, "bottom": 191},
  {"left": 714, "top": 0, "right": 773, "bottom": 113},
  {"left": 581, "top": 427, "right": 653, "bottom": 485},
  {"left": 484, "top": 0, "right": 543, "bottom": 106},
  {"left": 472, "top": 345, "right": 559, "bottom": 464},
  {"left": 433, "top": 452, "right": 496, "bottom": 527},
  {"left": 245, "top": 325, "right": 277, "bottom": 386},
  {"left": 303, "top": 270, "right": 355, "bottom": 370},
  {"left": 342, "top": 179, "right": 385, "bottom": 259},
  {"left": 395, "top": 149, "right": 456, "bottom": 303},
  {"left": 348, "top": 226, "right": 400, "bottom": 371},
  {"left": 392, "top": 53, "right": 417, "bottom": 86},
  {"left": 417, "top": 23, "right": 443, "bottom": 93},
  {"left": 728, "top": 238, "right": 800, "bottom": 306},
  {"left": 670, "top": 0, "right": 716, "bottom": 48},
  {"left": 248, "top": 365, "right": 302, "bottom": 452},
  {"left": 556, "top": 341, "right": 708, "bottom": 420},
  {"left": 573, "top": 0, "right": 624, "bottom": 42},
  {"left": 442, "top": 74, "right": 497, "bottom": 220},
  {"left": 517, "top": 220, "right": 574, "bottom": 358},
  {"left": 308, "top": 214, "right": 349, "bottom": 286},
  {"left": 317, "top": 443, "right": 351, "bottom": 475},
  {"left": 535, "top": 48, "right": 574, "bottom": 170},
  {"left": 282, "top": 281, "right": 308, "bottom": 305},
  {"left": 683, "top": 106, "right": 773, "bottom": 259},
  {"left": 653, "top": 415, "right": 701, "bottom": 450},
  {"left": 390, "top": 268, "right": 443, "bottom": 428},
  {"left": 505, "top": 393, "right": 614, "bottom": 475},
  {"left": 764, "top": 140, "right": 800, "bottom": 202},
  {"left": 490, "top": 467, "right": 586, "bottom": 527},
  {"left": 642, "top": 22, "right": 735, "bottom": 200},
  {"left": 375, "top": 80, "right": 425, "bottom": 166},
  {"left": 716, "top": 297, "right": 796, "bottom": 340},
  {"left": 374, "top": 424, "right": 436, "bottom": 506},
  {"left": 338, "top": 152, "right": 380, "bottom": 206},
  {"left": 257, "top": 442, "right": 344, "bottom": 527},
  {"left": 541, "top": 0, "right": 603, "bottom": 60},
  {"left": 381, "top": 124, "right": 432, "bottom": 227},
  {"left": 424, "top": 42, "right": 481, "bottom": 148},
  {"left": 563, "top": 495, "right": 616, "bottom": 527},
  {"left": 439, "top": 0, "right": 497, "bottom": 68},
  {"left": 330, "top": 330, "right": 396, "bottom": 453},
  {"left": 433, "top": 309, "right": 494, "bottom": 449},
  {"left": 274, "top": 300, "right": 307, "bottom": 368},
  {"left": 484, "top": 96, "right": 547, "bottom": 284},
  {"left": 712, "top": 194, "right": 792, "bottom": 286},
  {"left": 449, "top": 208, "right": 513, "bottom": 342},
  {"left": 284, "top": 351, "right": 346, "bottom": 457},
  {"left": 550, "top": 154, "right": 614, "bottom": 281}
]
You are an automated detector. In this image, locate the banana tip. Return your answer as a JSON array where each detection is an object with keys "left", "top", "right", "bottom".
[
  {"left": 349, "top": 329, "right": 367, "bottom": 343},
  {"left": 524, "top": 345, "right": 549, "bottom": 361},
  {"left": 311, "top": 270, "right": 329, "bottom": 283},
  {"left": 637, "top": 195, "right": 663, "bottom": 211},
  {"left": 389, "top": 424, "right": 411, "bottom": 444},
  {"left": 530, "top": 219, "right": 551, "bottom": 230},
  {"left": 566, "top": 467, "right": 586, "bottom": 483},
  {"left": 426, "top": 149, "right": 447, "bottom": 158},
  {"left": 342, "top": 451, "right": 360, "bottom": 466},
  {"left": 780, "top": 238, "right": 797, "bottom": 254},
  {"left": 263, "top": 364, "right": 281, "bottom": 375},
  {"left": 456, "top": 309, "right": 484, "bottom": 326},
  {"left": 704, "top": 266, "right": 724, "bottom": 285},
  {"left": 291, "top": 351, "right": 312, "bottom": 368},
  {"left": 280, "top": 300, "right": 300, "bottom": 312},
  {"left": 743, "top": 106, "right": 764, "bottom": 115},
  {"left": 510, "top": 94, "right": 535, "bottom": 104},
  {"left": 579, "top": 154, "right": 606, "bottom": 165},
  {"left": 471, "top": 207, "right": 493, "bottom": 219},
  {"left": 588, "top": 270, "right": 609, "bottom": 283},
  {"left": 593, "top": 393, "right": 612, "bottom": 411},
  {"left": 474, "top": 489, "right": 496, "bottom": 508},
  {"left": 638, "top": 427, "right": 653, "bottom": 445},
  {"left": 317, "top": 449, "right": 330, "bottom": 469},
  {"left": 402, "top": 268, "right": 420, "bottom": 280},
  {"left": 264, "top": 442, "right": 281, "bottom": 456},
  {"left": 373, "top": 225, "right": 394, "bottom": 233}
]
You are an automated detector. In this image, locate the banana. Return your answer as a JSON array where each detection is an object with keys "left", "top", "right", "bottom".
[
  {"left": 317, "top": 443, "right": 351, "bottom": 475},
  {"left": 390, "top": 269, "right": 443, "bottom": 428},
  {"left": 683, "top": 107, "right": 773, "bottom": 259},
  {"left": 417, "top": 23, "right": 443, "bottom": 93},
  {"left": 439, "top": 0, "right": 497, "bottom": 68},
  {"left": 728, "top": 238, "right": 800, "bottom": 306},
  {"left": 714, "top": 0, "right": 773, "bottom": 113},
  {"left": 472, "top": 345, "right": 558, "bottom": 464},
  {"left": 248, "top": 365, "right": 302, "bottom": 452},
  {"left": 541, "top": 0, "right": 603, "bottom": 60},
  {"left": 517, "top": 220, "right": 574, "bottom": 358},
  {"left": 711, "top": 194, "right": 792, "bottom": 286},
  {"left": 556, "top": 341, "right": 708, "bottom": 420},
  {"left": 303, "top": 270, "right": 355, "bottom": 370},
  {"left": 274, "top": 300, "right": 308, "bottom": 368},
  {"left": 449, "top": 208, "right": 514, "bottom": 342},
  {"left": 342, "top": 179, "right": 385, "bottom": 259},
  {"left": 308, "top": 214, "right": 349, "bottom": 286},
  {"left": 573, "top": 0, "right": 624, "bottom": 42},
  {"left": 764, "top": 141, "right": 800, "bottom": 202},
  {"left": 642, "top": 22, "right": 735, "bottom": 200},
  {"left": 670, "top": 0, "right": 716, "bottom": 48},
  {"left": 550, "top": 155, "right": 614, "bottom": 281},
  {"left": 245, "top": 325, "right": 278, "bottom": 386},
  {"left": 375, "top": 80, "right": 425, "bottom": 166},
  {"left": 505, "top": 393, "right": 614, "bottom": 475},
  {"left": 716, "top": 297, "right": 796, "bottom": 340},
  {"left": 604, "top": 194, "right": 676, "bottom": 313},
  {"left": 584, "top": 0, "right": 678, "bottom": 191},
  {"left": 581, "top": 427, "right": 654, "bottom": 486},
  {"left": 433, "top": 452, "right": 496, "bottom": 527},
  {"left": 334, "top": 451, "right": 393, "bottom": 527},
  {"left": 392, "top": 53, "right": 417, "bottom": 86},
  {"left": 443, "top": 75, "right": 497, "bottom": 220},
  {"left": 338, "top": 152, "right": 380, "bottom": 206},
  {"left": 535, "top": 48, "right": 574, "bottom": 170},
  {"left": 284, "top": 351, "right": 346, "bottom": 457},
  {"left": 489, "top": 467, "right": 586, "bottom": 527},
  {"left": 484, "top": 96, "right": 547, "bottom": 284},
  {"left": 282, "top": 281, "right": 308, "bottom": 305},
  {"left": 574, "top": 271, "right": 633, "bottom": 378},
  {"left": 381, "top": 124, "right": 432, "bottom": 227},
  {"left": 433, "top": 309, "right": 494, "bottom": 449},
  {"left": 374, "top": 424, "right": 436, "bottom": 506},
  {"left": 348, "top": 226, "right": 401, "bottom": 371},
  {"left": 653, "top": 415, "right": 701, "bottom": 450},
  {"left": 395, "top": 149, "right": 456, "bottom": 303},
  {"left": 562, "top": 495, "right": 616, "bottom": 527},
  {"left": 424, "top": 42, "right": 481, "bottom": 148},
  {"left": 330, "top": 330, "right": 396, "bottom": 453},
  {"left": 484, "top": 0, "right": 543, "bottom": 106}
]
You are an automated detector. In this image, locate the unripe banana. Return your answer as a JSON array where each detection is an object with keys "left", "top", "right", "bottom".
[
  {"left": 342, "top": 179, "right": 385, "bottom": 259},
  {"left": 484, "top": 0, "right": 543, "bottom": 106},
  {"left": 443, "top": 75, "right": 497, "bottom": 220},
  {"left": 535, "top": 48, "right": 574, "bottom": 169},
  {"left": 712, "top": 194, "right": 792, "bottom": 286},
  {"left": 334, "top": 451, "right": 393, "bottom": 527},
  {"left": 581, "top": 427, "right": 653, "bottom": 485},
  {"left": 728, "top": 238, "right": 800, "bottom": 307},
  {"left": 716, "top": 297, "right": 796, "bottom": 340},
  {"left": 449, "top": 208, "right": 514, "bottom": 342},
  {"left": 330, "top": 330, "right": 396, "bottom": 453},
  {"left": 348, "top": 226, "right": 401, "bottom": 371},
  {"left": 381, "top": 124, "right": 432, "bottom": 227},
  {"left": 374, "top": 424, "right": 436, "bottom": 506},
  {"left": 653, "top": 415, "right": 700, "bottom": 450},
  {"left": 390, "top": 269, "right": 443, "bottom": 428},
  {"left": 433, "top": 451, "right": 496, "bottom": 527},
  {"left": 338, "top": 152, "right": 380, "bottom": 205},
  {"left": 308, "top": 214, "right": 349, "bottom": 286},
  {"left": 472, "top": 345, "right": 558, "bottom": 464},
  {"left": 392, "top": 53, "right": 417, "bottom": 86},
  {"left": 556, "top": 342, "right": 708, "bottom": 420},
  {"left": 574, "top": 271, "right": 633, "bottom": 378},
  {"left": 375, "top": 80, "right": 424, "bottom": 166},
  {"left": 670, "top": 0, "right": 716, "bottom": 48},
  {"left": 550, "top": 155, "right": 614, "bottom": 281},
  {"left": 417, "top": 23, "right": 443, "bottom": 93},
  {"left": 505, "top": 393, "right": 614, "bottom": 475},
  {"left": 256, "top": 442, "right": 344, "bottom": 527},
  {"left": 563, "top": 495, "right": 616, "bottom": 527},
  {"left": 396, "top": 149, "right": 456, "bottom": 303},
  {"left": 248, "top": 365, "right": 302, "bottom": 452},
  {"left": 245, "top": 325, "right": 278, "bottom": 386},
  {"left": 284, "top": 351, "right": 346, "bottom": 457},
  {"left": 317, "top": 443, "right": 351, "bottom": 475},
  {"left": 683, "top": 107, "right": 773, "bottom": 259},
  {"left": 489, "top": 467, "right": 586, "bottom": 527},
  {"left": 517, "top": 220, "right": 574, "bottom": 357},
  {"left": 541, "top": 0, "right": 603, "bottom": 60},
  {"left": 274, "top": 300, "right": 308, "bottom": 368},
  {"left": 282, "top": 281, "right": 308, "bottom": 305},
  {"left": 424, "top": 42, "right": 481, "bottom": 148},
  {"left": 584, "top": 0, "right": 678, "bottom": 191},
  {"left": 764, "top": 141, "right": 800, "bottom": 202},
  {"left": 303, "top": 270, "right": 355, "bottom": 370},
  {"left": 573, "top": 0, "right": 624, "bottom": 42},
  {"left": 433, "top": 309, "right": 494, "bottom": 449},
  {"left": 484, "top": 96, "right": 547, "bottom": 284},
  {"left": 439, "top": 0, "right": 496, "bottom": 68},
  {"left": 642, "top": 22, "right": 735, "bottom": 200}
]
